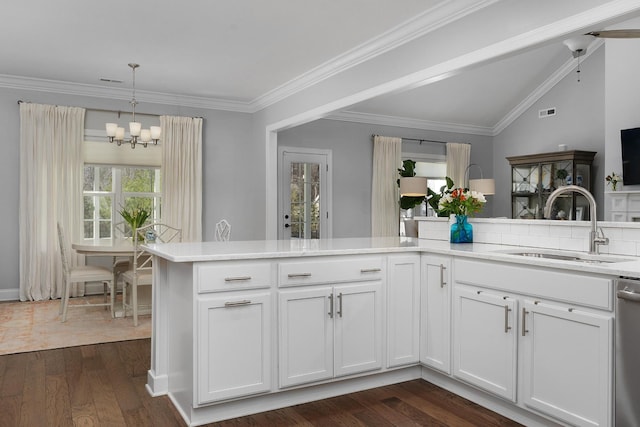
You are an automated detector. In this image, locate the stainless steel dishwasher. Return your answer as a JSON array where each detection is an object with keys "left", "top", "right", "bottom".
[{"left": 616, "top": 277, "right": 640, "bottom": 427}]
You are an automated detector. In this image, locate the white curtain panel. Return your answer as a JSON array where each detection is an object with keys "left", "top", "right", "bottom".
[
  {"left": 19, "top": 103, "right": 85, "bottom": 301},
  {"left": 446, "top": 142, "right": 471, "bottom": 189},
  {"left": 371, "top": 136, "right": 402, "bottom": 237},
  {"left": 160, "top": 115, "right": 203, "bottom": 242}
]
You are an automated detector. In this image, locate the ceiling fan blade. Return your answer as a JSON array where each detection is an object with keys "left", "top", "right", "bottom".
[{"left": 586, "top": 29, "right": 640, "bottom": 38}]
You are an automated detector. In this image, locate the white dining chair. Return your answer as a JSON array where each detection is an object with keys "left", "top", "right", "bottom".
[
  {"left": 122, "top": 223, "right": 182, "bottom": 326},
  {"left": 57, "top": 223, "right": 114, "bottom": 322},
  {"left": 215, "top": 219, "right": 231, "bottom": 241}
]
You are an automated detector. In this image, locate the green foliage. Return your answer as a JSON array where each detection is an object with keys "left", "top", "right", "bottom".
[
  {"left": 427, "top": 177, "right": 455, "bottom": 217},
  {"left": 119, "top": 205, "right": 150, "bottom": 241},
  {"left": 397, "top": 160, "right": 425, "bottom": 210}
]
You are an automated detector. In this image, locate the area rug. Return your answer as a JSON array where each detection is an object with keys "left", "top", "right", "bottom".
[{"left": 0, "top": 297, "right": 151, "bottom": 355}]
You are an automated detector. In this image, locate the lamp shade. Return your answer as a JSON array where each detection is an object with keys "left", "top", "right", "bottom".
[
  {"left": 400, "top": 177, "right": 428, "bottom": 197},
  {"left": 469, "top": 178, "right": 495, "bottom": 195}
]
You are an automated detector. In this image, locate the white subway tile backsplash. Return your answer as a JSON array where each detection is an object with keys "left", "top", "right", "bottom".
[{"left": 416, "top": 218, "right": 640, "bottom": 257}]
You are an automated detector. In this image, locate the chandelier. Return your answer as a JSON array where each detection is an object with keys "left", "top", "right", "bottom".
[{"left": 105, "top": 63, "right": 160, "bottom": 149}]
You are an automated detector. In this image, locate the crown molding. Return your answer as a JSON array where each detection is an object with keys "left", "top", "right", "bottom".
[
  {"left": 327, "top": 110, "right": 494, "bottom": 136},
  {"left": 250, "top": 0, "right": 500, "bottom": 111},
  {"left": 0, "top": 74, "right": 254, "bottom": 113},
  {"left": 493, "top": 38, "right": 604, "bottom": 135}
]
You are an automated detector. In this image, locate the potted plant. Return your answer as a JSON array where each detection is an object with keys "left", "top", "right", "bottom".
[
  {"left": 438, "top": 188, "right": 486, "bottom": 243},
  {"left": 397, "top": 160, "right": 426, "bottom": 214},
  {"left": 119, "top": 206, "right": 150, "bottom": 242}
]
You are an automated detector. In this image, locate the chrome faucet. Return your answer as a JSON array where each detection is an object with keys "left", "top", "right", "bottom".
[{"left": 544, "top": 185, "right": 609, "bottom": 254}]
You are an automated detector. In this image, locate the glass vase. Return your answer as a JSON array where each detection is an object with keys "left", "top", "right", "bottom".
[{"left": 450, "top": 215, "right": 473, "bottom": 243}]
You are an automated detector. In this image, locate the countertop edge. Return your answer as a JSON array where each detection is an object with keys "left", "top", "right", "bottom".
[{"left": 142, "top": 238, "right": 640, "bottom": 278}]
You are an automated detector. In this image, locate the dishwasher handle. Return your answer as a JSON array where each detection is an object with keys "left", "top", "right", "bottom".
[{"left": 617, "top": 289, "right": 640, "bottom": 302}]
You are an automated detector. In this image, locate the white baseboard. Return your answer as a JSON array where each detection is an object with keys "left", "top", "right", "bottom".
[
  {"left": 0, "top": 282, "right": 112, "bottom": 302},
  {"left": 0, "top": 288, "right": 20, "bottom": 301}
]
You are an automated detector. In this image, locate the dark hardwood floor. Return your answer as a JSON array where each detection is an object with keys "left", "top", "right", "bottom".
[{"left": 0, "top": 339, "right": 522, "bottom": 426}]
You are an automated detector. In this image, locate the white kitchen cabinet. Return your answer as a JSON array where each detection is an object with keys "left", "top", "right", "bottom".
[
  {"left": 420, "top": 254, "right": 451, "bottom": 374},
  {"left": 452, "top": 286, "right": 518, "bottom": 401},
  {"left": 279, "top": 282, "right": 382, "bottom": 388},
  {"left": 521, "top": 300, "right": 612, "bottom": 427},
  {"left": 453, "top": 258, "right": 614, "bottom": 426},
  {"left": 387, "top": 254, "right": 420, "bottom": 367},
  {"left": 196, "top": 292, "right": 272, "bottom": 404}
]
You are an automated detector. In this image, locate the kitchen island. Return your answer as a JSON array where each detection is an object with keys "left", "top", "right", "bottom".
[{"left": 143, "top": 237, "right": 640, "bottom": 427}]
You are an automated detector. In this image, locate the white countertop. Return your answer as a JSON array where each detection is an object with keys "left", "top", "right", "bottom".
[{"left": 143, "top": 237, "right": 640, "bottom": 278}]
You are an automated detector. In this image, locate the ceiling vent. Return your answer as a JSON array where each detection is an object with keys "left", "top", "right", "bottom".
[{"left": 539, "top": 107, "right": 556, "bottom": 118}]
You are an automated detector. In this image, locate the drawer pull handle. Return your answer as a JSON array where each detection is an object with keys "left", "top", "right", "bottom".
[
  {"left": 360, "top": 268, "right": 381, "bottom": 273},
  {"left": 337, "top": 293, "right": 343, "bottom": 318},
  {"left": 288, "top": 273, "right": 312, "bottom": 278},
  {"left": 522, "top": 308, "right": 529, "bottom": 336},
  {"left": 224, "top": 276, "right": 252, "bottom": 282},
  {"left": 328, "top": 293, "right": 334, "bottom": 318},
  {"left": 439, "top": 264, "right": 447, "bottom": 288},
  {"left": 504, "top": 305, "right": 512, "bottom": 333},
  {"left": 224, "top": 300, "right": 251, "bottom": 307}
]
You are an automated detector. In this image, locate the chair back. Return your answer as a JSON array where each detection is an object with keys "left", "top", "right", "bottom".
[
  {"left": 215, "top": 219, "right": 231, "bottom": 241},
  {"left": 131, "top": 223, "right": 182, "bottom": 277}
]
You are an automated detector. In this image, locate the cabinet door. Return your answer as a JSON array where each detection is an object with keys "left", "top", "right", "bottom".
[
  {"left": 521, "top": 301, "right": 612, "bottom": 427},
  {"left": 197, "top": 292, "right": 271, "bottom": 404},
  {"left": 387, "top": 255, "right": 420, "bottom": 367},
  {"left": 453, "top": 287, "right": 517, "bottom": 401},
  {"left": 334, "top": 282, "right": 383, "bottom": 377},
  {"left": 279, "top": 287, "right": 333, "bottom": 388},
  {"left": 420, "top": 255, "right": 451, "bottom": 374}
]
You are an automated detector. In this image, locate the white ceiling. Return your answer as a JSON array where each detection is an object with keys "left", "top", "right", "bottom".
[
  {"left": 0, "top": 0, "right": 443, "bottom": 100},
  {"left": 2, "top": 1, "right": 640, "bottom": 132}
]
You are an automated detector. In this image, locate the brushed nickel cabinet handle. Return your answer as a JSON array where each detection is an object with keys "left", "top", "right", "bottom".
[
  {"left": 224, "top": 300, "right": 251, "bottom": 307},
  {"left": 360, "top": 268, "right": 381, "bottom": 273},
  {"left": 288, "top": 273, "right": 312, "bottom": 278},
  {"left": 440, "top": 264, "right": 447, "bottom": 288},
  {"left": 522, "top": 308, "right": 529, "bottom": 336},
  {"left": 224, "top": 276, "right": 252, "bottom": 282},
  {"left": 328, "top": 294, "right": 334, "bottom": 318},
  {"left": 504, "top": 305, "right": 512, "bottom": 333},
  {"left": 337, "top": 293, "right": 343, "bottom": 318}
]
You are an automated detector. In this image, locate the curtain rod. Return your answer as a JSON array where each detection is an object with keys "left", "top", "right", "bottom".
[
  {"left": 16, "top": 100, "right": 204, "bottom": 120},
  {"left": 18, "top": 100, "right": 161, "bottom": 118},
  {"left": 371, "top": 134, "right": 469, "bottom": 145}
]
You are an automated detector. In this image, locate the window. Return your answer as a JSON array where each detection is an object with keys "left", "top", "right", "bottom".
[
  {"left": 83, "top": 165, "right": 161, "bottom": 240},
  {"left": 403, "top": 152, "right": 447, "bottom": 216}
]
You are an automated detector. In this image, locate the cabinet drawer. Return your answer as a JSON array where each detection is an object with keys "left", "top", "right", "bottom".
[
  {"left": 278, "top": 256, "right": 383, "bottom": 287},
  {"left": 454, "top": 258, "right": 613, "bottom": 310},
  {"left": 197, "top": 261, "right": 273, "bottom": 293}
]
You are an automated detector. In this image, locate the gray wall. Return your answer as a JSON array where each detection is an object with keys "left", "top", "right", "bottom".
[
  {"left": 0, "top": 87, "right": 259, "bottom": 298},
  {"left": 492, "top": 46, "right": 605, "bottom": 218},
  {"left": 278, "top": 119, "right": 494, "bottom": 237}
]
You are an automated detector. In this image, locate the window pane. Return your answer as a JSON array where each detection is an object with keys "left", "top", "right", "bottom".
[
  {"left": 99, "top": 196, "right": 112, "bottom": 219},
  {"left": 123, "top": 197, "right": 154, "bottom": 217},
  {"left": 122, "top": 168, "right": 155, "bottom": 192},
  {"left": 98, "top": 167, "right": 112, "bottom": 191},
  {"left": 84, "top": 196, "right": 95, "bottom": 220},
  {"left": 99, "top": 220, "right": 111, "bottom": 239},
  {"left": 83, "top": 166, "right": 95, "bottom": 191},
  {"left": 83, "top": 220, "right": 93, "bottom": 239}
]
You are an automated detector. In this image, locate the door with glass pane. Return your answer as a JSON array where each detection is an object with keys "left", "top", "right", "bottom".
[{"left": 279, "top": 148, "right": 330, "bottom": 240}]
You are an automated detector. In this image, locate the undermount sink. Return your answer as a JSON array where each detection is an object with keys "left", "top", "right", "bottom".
[{"left": 498, "top": 250, "right": 636, "bottom": 264}]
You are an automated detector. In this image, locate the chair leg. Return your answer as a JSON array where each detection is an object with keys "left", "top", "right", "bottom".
[
  {"left": 103, "top": 281, "right": 108, "bottom": 310},
  {"left": 59, "top": 280, "right": 66, "bottom": 315},
  {"left": 122, "top": 280, "right": 128, "bottom": 318},
  {"left": 133, "top": 282, "right": 138, "bottom": 327},
  {"left": 61, "top": 279, "right": 72, "bottom": 322},
  {"left": 109, "top": 280, "right": 115, "bottom": 318}
]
